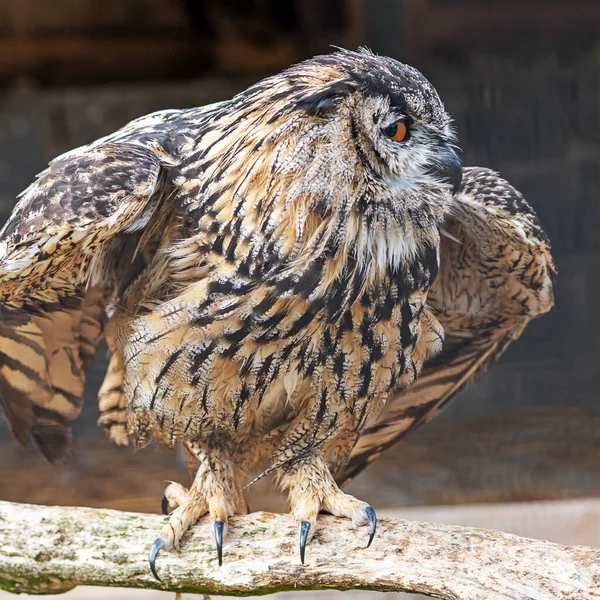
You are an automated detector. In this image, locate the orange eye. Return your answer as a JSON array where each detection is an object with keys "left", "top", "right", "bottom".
[
  {"left": 383, "top": 120, "right": 409, "bottom": 142},
  {"left": 392, "top": 121, "right": 407, "bottom": 141}
]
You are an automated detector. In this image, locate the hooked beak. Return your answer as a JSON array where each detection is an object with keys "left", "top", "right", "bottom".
[{"left": 429, "top": 147, "right": 462, "bottom": 196}]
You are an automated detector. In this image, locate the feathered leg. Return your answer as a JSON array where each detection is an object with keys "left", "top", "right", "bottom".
[{"left": 162, "top": 443, "right": 248, "bottom": 515}]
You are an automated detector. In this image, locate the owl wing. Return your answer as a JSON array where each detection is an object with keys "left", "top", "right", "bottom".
[
  {"left": 336, "top": 167, "right": 556, "bottom": 486},
  {"left": 0, "top": 137, "right": 177, "bottom": 462}
]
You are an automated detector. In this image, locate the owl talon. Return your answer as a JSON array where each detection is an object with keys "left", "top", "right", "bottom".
[
  {"left": 161, "top": 492, "right": 169, "bottom": 515},
  {"left": 298, "top": 520, "right": 311, "bottom": 564},
  {"left": 149, "top": 537, "right": 165, "bottom": 581},
  {"left": 214, "top": 519, "right": 225, "bottom": 566},
  {"left": 365, "top": 506, "right": 377, "bottom": 547}
]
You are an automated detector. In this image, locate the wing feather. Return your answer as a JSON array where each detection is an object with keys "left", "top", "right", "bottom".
[{"left": 0, "top": 142, "right": 171, "bottom": 461}]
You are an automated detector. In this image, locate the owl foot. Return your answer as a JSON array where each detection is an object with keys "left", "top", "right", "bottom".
[
  {"left": 149, "top": 489, "right": 209, "bottom": 581},
  {"left": 295, "top": 494, "right": 376, "bottom": 564},
  {"left": 279, "top": 455, "right": 377, "bottom": 564},
  {"left": 149, "top": 442, "right": 240, "bottom": 580},
  {"left": 150, "top": 491, "right": 231, "bottom": 579}
]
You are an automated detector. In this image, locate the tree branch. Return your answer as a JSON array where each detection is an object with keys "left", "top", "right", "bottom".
[{"left": 0, "top": 500, "right": 598, "bottom": 598}]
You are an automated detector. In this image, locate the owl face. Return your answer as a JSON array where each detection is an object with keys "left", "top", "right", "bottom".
[{"left": 351, "top": 91, "right": 461, "bottom": 212}]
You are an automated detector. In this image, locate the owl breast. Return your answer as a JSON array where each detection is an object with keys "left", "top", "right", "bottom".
[{"left": 121, "top": 244, "right": 443, "bottom": 452}]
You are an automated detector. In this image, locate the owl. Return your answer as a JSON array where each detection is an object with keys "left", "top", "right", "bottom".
[{"left": 0, "top": 49, "right": 553, "bottom": 578}]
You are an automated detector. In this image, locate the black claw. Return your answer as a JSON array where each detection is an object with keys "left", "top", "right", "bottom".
[
  {"left": 299, "top": 520, "right": 311, "bottom": 565},
  {"left": 214, "top": 519, "right": 224, "bottom": 566},
  {"left": 161, "top": 493, "right": 169, "bottom": 516},
  {"left": 149, "top": 537, "right": 165, "bottom": 581},
  {"left": 365, "top": 506, "right": 377, "bottom": 547}
]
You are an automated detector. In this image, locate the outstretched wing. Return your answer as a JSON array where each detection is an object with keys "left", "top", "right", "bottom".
[
  {"left": 0, "top": 136, "right": 176, "bottom": 462},
  {"left": 337, "top": 167, "right": 556, "bottom": 486}
]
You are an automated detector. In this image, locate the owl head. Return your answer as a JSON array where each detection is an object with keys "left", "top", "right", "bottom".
[{"left": 190, "top": 49, "right": 461, "bottom": 276}]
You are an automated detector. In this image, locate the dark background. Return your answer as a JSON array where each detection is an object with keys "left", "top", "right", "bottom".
[{"left": 0, "top": 0, "right": 598, "bottom": 511}]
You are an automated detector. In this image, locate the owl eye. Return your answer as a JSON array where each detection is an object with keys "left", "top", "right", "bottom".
[{"left": 382, "top": 120, "right": 409, "bottom": 142}]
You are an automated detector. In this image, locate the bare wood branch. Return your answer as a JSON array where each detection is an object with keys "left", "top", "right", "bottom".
[{"left": 0, "top": 500, "right": 598, "bottom": 598}]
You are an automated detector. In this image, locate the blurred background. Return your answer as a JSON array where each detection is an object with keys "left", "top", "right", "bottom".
[{"left": 0, "top": 0, "right": 598, "bottom": 598}]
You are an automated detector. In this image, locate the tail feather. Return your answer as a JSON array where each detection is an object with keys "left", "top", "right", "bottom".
[
  {"left": 0, "top": 307, "right": 50, "bottom": 446},
  {"left": 0, "top": 379, "right": 34, "bottom": 446},
  {"left": 31, "top": 405, "right": 73, "bottom": 463},
  {"left": 0, "top": 289, "right": 104, "bottom": 462}
]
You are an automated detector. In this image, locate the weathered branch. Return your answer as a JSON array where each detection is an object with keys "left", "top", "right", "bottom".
[{"left": 0, "top": 500, "right": 598, "bottom": 598}]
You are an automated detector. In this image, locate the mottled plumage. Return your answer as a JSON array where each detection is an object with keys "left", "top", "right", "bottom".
[
  {"left": 0, "top": 49, "right": 553, "bottom": 571},
  {"left": 338, "top": 167, "right": 556, "bottom": 485}
]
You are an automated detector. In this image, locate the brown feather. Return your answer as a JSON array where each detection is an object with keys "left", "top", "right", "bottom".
[
  {"left": 337, "top": 167, "right": 555, "bottom": 486},
  {"left": 0, "top": 142, "right": 170, "bottom": 460}
]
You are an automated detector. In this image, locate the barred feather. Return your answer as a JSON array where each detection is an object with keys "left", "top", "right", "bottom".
[{"left": 337, "top": 167, "right": 555, "bottom": 485}]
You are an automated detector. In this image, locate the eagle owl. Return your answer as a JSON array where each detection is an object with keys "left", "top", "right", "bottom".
[{"left": 0, "top": 50, "right": 554, "bottom": 577}]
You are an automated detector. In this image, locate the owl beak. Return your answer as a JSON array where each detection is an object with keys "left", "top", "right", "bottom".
[
  {"left": 446, "top": 150, "right": 463, "bottom": 196},
  {"left": 431, "top": 148, "right": 462, "bottom": 196}
]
